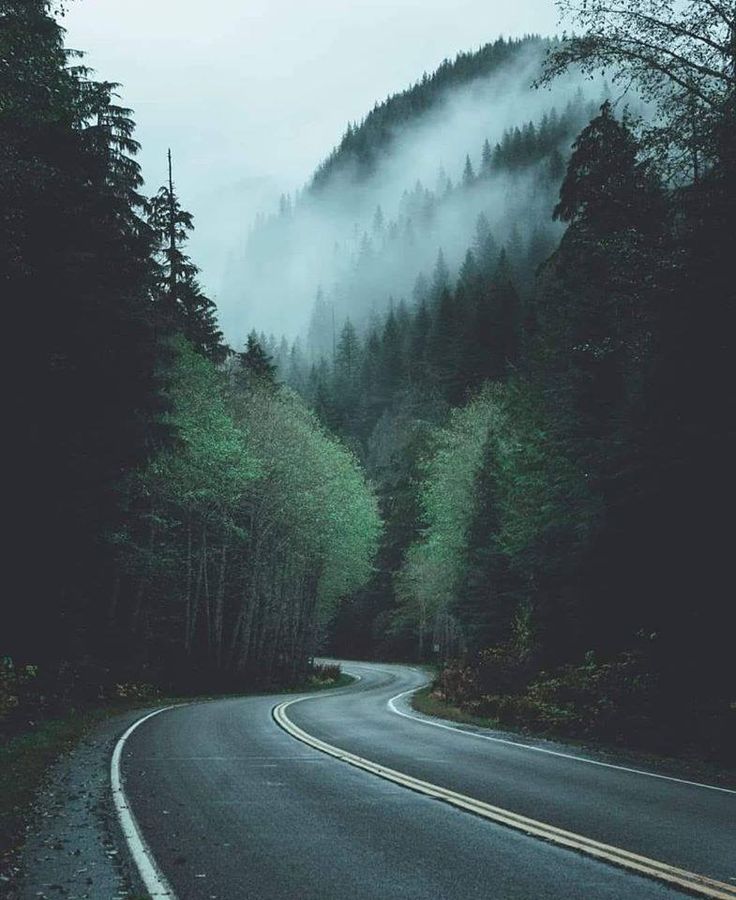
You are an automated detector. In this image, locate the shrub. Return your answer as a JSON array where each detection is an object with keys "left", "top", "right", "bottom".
[
  {"left": 309, "top": 662, "right": 342, "bottom": 685},
  {"left": 434, "top": 647, "right": 664, "bottom": 745},
  {"left": 436, "top": 661, "right": 477, "bottom": 705}
]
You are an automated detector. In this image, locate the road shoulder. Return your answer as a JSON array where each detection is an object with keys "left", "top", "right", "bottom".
[{"left": 6, "top": 706, "right": 161, "bottom": 900}]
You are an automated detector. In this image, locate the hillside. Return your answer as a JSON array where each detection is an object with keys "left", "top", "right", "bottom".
[
  {"left": 230, "top": 36, "right": 599, "bottom": 339},
  {"left": 311, "top": 36, "right": 553, "bottom": 190}
]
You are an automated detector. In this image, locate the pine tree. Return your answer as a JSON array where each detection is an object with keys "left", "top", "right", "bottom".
[
  {"left": 481, "top": 139, "right": 493, "bottom": 177},
  {"left": 336, "top": 319, "right": 361, "bottom": 382},
  {"left": 430, "top": 248, "right": 450, "bottom": 303},
  {"left": 554, "top": 101, "right": 662, "bottom": 235},
  {"left": 145, "top": 152, "right": 225, "bottom": 360},
  {"left": 372, "top": 205, "right": 385, "bottom": 235},
  {"left": 473, "top": 214, "right": 499, "bottom": 279},
  {"left": 463, "top": 153, "right": 475, "bottom": 186},
  {"left": 146, "top": 151, "right": 196, "bottom": 316},
  {"left": 379, "top": 306, "right": 405, "bottom": 399},
  {"left": 426, "top": 286, "right": 461, "bottom": 398},
  {"left": 409, "top": 296, "right": 432, "bottom": 386},
  {"left": 307, "top": 288, "right": 334, "bottom": 359},
  {"left": 2, "top": 0, "right": 170, "bottom": 669},
  {"left": 239, "top": 331, "right": 276, "bottom": 382},
  {"left": 287, "top": 338, "right": 307, "bottom": 392}
]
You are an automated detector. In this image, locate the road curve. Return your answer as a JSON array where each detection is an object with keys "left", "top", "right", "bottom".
[{"left": 117, "top": 661, "right": 735, "bottom": 899}]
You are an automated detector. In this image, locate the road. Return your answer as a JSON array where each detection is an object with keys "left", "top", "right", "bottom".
[{"left": 118, "top": 661, "right": 735, "bottom": 900}]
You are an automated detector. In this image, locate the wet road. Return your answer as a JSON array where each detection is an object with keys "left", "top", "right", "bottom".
[{"left": 118, "top": 660, "right": 735, "bottom": 899}]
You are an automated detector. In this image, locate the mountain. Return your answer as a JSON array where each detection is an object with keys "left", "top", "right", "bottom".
[
  {"left": 222, "top": 37, "right": 603, "bottom": 341},
  {"left": 310, "top": 37, "right": 553, "bottom": 190}
]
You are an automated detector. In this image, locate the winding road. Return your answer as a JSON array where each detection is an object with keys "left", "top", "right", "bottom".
[{"left": 116, "top": 661, "right": 735, "bottom": 899}]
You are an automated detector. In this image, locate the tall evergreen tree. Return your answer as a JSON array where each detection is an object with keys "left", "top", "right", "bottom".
[
  {"left": 481, "top": 138, "right": 493, "bottom": 177},
  {"left": 2, "top": 0, "right": 170, "bottom": 670},
  {"left": 238, "top": 331, "right": 276, "bottom": 382},
  {"left": 463, "top": 153, "right": 475, "bottom": 186},
  {"left": 145, "top": 152, "right": 225, "bottom": 360}
]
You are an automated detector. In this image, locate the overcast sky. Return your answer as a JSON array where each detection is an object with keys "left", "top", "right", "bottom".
[{"left": 63, "top": 0, "right": 560, "bottom": 338}]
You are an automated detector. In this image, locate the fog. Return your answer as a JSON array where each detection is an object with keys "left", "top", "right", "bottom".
[
  {"left": 226, "top": 44, "right": 605, "bottom": 345},
  {"left": 62, "top": 0, "right": 561, "bottom": 343}
]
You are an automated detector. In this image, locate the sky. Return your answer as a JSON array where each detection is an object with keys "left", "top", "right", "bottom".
[{"left": 62, "top": 0, "right": 560, "bottom": 341}]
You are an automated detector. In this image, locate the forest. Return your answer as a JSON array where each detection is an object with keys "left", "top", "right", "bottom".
[
  {"left": 2, "top": 0, "right": 734, "bottom": 764},
  {"left": 1, "top": 1, "right": 379, "bottom": 714}
]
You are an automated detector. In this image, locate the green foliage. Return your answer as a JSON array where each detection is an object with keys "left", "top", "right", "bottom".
[
  {"left": 314, "top": 6, "right": 733, "bottom": 757},
  {"left": 107, "top": 339, "right": 380, "bottom": 688},
  {"left": 1, "top": 3, "right": 377, "bottom": 700},
  {"left": 234, "top": 380, "right": 381, "bottom": 620},
  {"left": 137, "top": 337, "right": 259, "bottom": 550},
  {"left": 398, "top": 388, "right": 502, "bottom": 626}
]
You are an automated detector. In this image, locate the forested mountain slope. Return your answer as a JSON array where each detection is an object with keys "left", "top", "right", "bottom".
[
  {"left": 256, "top": 10, "right": 735, "bottom": 760},
  {"left": 227, "top": 37, "right": 604, "bottom": 339},
  {"left": 310, "top": 37, "right": 555, "bottom": 189}
]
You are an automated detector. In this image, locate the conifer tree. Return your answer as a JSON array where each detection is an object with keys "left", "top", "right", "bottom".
[
  {"left": 307, "top": 288, "right": 334, "bottom": 359},
  {"left": 239, "top": 331, "right": 276, "bottom": 382},
  {"left": 145, "top": 152, "right": 225, "bottom": 361},
  {"left": 430, "top": 248, "right": 450, "bottom": 302},
  {"left": 481, "top": 138, "right": 493, "bottom": 177},
  {"left": 463, "top": 153, "right": 475, "bottom": 186},
  {"left": 473, "top": 214, "right": 500, "bottom": 279},
  {"left": 2, "top": 0, "right": 170, "bottom": 669}
]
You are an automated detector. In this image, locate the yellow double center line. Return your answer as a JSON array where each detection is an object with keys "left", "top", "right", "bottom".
[{"left": 273, "top": 697, "right": 736, "bottom": 900}]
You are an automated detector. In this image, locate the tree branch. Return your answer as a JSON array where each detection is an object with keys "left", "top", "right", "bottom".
[
  {"left": 614, "top": 34, "right": 733, "bottom": 86},
  {"left": 700, "top": 0, "right": 735, "bottom": 30},
  {"left": 596, "top": 4, "right": 730, "bottom": 57}
]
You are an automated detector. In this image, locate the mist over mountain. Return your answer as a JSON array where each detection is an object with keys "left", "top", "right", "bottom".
[{"left": 222, "top": 37, "right": 606, "bottom": 343}]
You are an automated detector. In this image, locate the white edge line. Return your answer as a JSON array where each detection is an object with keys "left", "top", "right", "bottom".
[
  {"left": 110, "top": 671, "right": 361, "bottom": 899},
  {"left": 273, "top": 695, "right": 736, "bottom": 900},
  {"left": 386, "top": 684, "right": 736, "bottom": 796},
  {"left": 111, "top": 706, "right": 181, "bottom": 899}
]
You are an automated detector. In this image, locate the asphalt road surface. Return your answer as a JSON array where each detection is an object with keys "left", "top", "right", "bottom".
[{"left": 118, "top": 660, "right": 735, "bottom": 899}]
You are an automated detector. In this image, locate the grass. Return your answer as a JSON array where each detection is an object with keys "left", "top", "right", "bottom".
[{"left": 412, "top": 685, "right": 502, "bottom": 729}]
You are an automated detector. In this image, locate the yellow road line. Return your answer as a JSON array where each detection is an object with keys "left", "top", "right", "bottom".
[{"left": 273, "top": 698, "right": 736, "bottom": 900}]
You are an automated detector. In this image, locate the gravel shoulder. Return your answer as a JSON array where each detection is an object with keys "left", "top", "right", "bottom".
[{"left": 6, "top": 706, "right": 162, "bottom": 900}]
